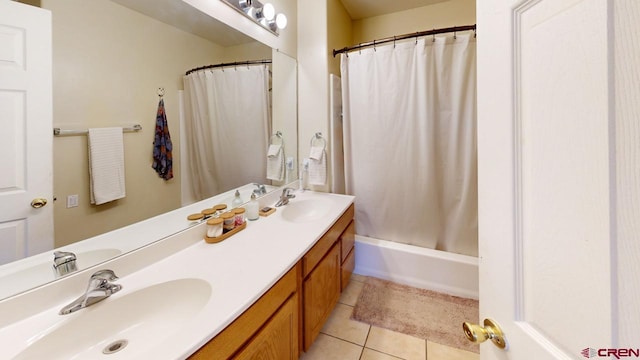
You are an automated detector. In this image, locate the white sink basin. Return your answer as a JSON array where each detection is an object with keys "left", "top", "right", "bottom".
[
  {"left": 14, "top": 278, "right": 211, "bottom": 359},
  {"left": 281, "top": 199, "right": 333, "bottom": 223}
]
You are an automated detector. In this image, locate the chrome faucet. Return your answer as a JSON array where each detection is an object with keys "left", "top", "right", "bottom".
[
  {"left": 59, "top": 269, "right": 122, "bottom": 315},
  {"left": 275, "top": 187, "right": 295, "bottom": 207},
  {"left": 252, "top": 183, "right": 267, "bottom": 196},
  {"left": 53, "top": 251, "right": 77, "bottom": 277}
]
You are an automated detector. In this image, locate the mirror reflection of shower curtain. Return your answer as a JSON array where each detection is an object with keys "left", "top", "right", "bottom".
[
  {"left": 341, "top": 34, "right": 477, "bottom": 256},
  {"left": 183, "top": 65, "right": 270, "bottom": 200}
]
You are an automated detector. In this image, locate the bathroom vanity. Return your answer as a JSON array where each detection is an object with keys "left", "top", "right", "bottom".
[
  {"left": 0, "top": 189, "right": 355, "bottom": 359},
  {"left": 190, "top": 201, "right": 355, "bottom": 358}
]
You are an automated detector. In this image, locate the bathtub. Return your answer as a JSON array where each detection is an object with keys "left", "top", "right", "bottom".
[{"left": 353, "top": 235, "right": 479, "bottom": 299}]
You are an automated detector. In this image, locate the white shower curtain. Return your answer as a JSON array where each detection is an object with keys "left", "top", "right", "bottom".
[
  {"left": 341, "top": 34, "right": 477, "bottom": 256},
  {"left": 183, "top": 65, "right": 270, "bottom": 200}
]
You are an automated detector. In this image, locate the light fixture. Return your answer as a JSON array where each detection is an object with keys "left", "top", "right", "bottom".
[
  {"left": 262, "top": 3, "right": 275, "bottom": 20},
  {"left": 221, "top": 0, "right": 287, "bottom": 35},
  {"left": 275, "top": 13, "right": 287, "bottom": 30}
]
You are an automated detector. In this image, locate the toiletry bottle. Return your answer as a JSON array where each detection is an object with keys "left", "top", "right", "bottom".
[
  {"left": 231, "top": 190, "right": 243, "bottom": 208},
  {"left": 247, "top": 193, "right": 260, "bottom": 221}
]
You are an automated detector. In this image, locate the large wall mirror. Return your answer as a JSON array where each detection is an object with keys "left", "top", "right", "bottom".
[{"left": 0, "top": 0, "right": 297, "bottom": 300}]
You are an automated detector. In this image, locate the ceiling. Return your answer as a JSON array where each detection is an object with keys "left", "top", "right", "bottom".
[{"left": 339, "top": 0, "right": 449, "bottom": 20}]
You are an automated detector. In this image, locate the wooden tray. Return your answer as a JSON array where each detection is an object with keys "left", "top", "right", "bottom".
[{"left": 204, "top": 222, "right": 246, "bottom": 244}]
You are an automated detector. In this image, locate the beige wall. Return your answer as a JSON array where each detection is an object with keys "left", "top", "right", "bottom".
[
  {"left": 327, "top": 0, "right": 353, "bottom": 76},
  {"left": 45, "top": 0, "right": 225, "bottom": 247},
  {"left": 352, "top": 0, "right": 476, "bottom": 44},
  {"left": 297, "top": 0, "right": 330, "bottom": 192},
  {"left": 221, "top": 42, "right": 273, "bottom": 63}
]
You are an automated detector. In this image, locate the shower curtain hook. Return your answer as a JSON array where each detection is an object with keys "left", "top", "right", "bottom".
[
  {"left": 415, "top": 32, "right": 419, "bottom": 45},
  {"left": 454, "top": 27, "right": 457, "bottom": 40},
  {"left": 373, "top": 40, "right": 376, "bottom": 52},
  {"left": 393, "top": 36, "right": 396, "bottom": 48},
  {"left": 359, "top": 43, "right": 362, "bottom": 55},
  {"left": 474, "top": 27, "right": 477, "bottom": 38},
  {"left": 432, "top": 29, "right": 436, "bottom": 42}
]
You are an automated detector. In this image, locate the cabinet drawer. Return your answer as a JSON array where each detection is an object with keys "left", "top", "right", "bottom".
[
  {"left": 340, "top": 221, "right": 355, "bottom": 263},
  {"left": 303, "top": 204, "right": 354, "bottom": 277}
]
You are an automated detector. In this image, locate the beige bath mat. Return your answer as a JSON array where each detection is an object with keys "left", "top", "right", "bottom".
[{"left": 351, "top": 277, "right": 480, "bottom": 353}]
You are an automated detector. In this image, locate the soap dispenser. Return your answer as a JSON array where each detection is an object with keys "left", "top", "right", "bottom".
[
  {"left": 247, "top": 193, "right": 260, "bottom": 221},
  {"left": 231, "top": 190, "right": 243, "bottom": 208}
]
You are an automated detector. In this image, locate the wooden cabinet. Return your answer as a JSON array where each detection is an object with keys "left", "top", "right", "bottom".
[
  {"left": 302, "top": 243, "right": 341, "bottom": 350},
  {"left": 301, "top": 204, "right": 355, "bottom": 351},
  {"left": 235, "top": 294, "right": 299, "bottom": 360},
  {"left": 189, "top": 264, "right": 300, "bottom": 360}
]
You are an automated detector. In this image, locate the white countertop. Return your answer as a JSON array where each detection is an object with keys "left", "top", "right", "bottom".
[{"left": 0, "top": 189, "right": 354, "bottom": 359}]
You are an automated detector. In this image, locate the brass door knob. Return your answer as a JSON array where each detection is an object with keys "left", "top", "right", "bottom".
[
  {"left": 31, "top": 198, "right": 48, "bottom": 208},
  {"left": 463, "top": 318, "right": 507, "bottom": 349}
]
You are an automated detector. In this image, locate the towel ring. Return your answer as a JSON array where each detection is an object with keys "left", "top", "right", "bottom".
[
  {"left": 270, "top": 131, "right": 284, "bottom": 145},
  {"left": 310, "top": 132, "right": 326, "bottom": 151}
]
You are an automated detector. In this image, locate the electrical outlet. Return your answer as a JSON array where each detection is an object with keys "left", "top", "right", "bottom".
[
  {"left": 67, "top": 194, "right": 78, "bottom": 208},
  {"left": 286, "top": 157, "right": 294, "bottom": 170}
]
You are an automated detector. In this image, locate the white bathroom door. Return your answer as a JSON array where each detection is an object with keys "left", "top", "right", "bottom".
[
  {"left": 476, "top": 0, "right": 620, "bottom": 358},
  {"left": 0, "top": 1, "right": 53, "bottom": 265}
]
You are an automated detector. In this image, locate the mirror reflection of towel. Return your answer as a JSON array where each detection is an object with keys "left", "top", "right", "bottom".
[
  {"left": 267, "top": 144, "right": 284, "bottom": 181},
  {"left": 88, "top": 127, "right": 126, "bottom": 205},
  {"left": 308, "top": 146, "right": 326, "bottom": 185},
  {"left": 152, "top": 98, "right": 173, "bottom": 180}
]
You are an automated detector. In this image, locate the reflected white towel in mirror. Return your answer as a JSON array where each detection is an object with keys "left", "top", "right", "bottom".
[
  {"left": 308, "top": 146, "right": 326, "bottom": 185},
  {"left": 88, "top": 127, "right": 126, "bottom": 205},
  {"left": 267, "top": 144, "right": 284, "bottom": 181}
]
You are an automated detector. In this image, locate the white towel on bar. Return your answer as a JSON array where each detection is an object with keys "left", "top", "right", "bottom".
[
  {"left": 88, "top": 127, "right": 126, "bottom": 205},
  {"left": 266, "top": 144, "right": 284, "bottom": 181},
  {"left": 308, "top": 146, "right": 327, "bottom": 185}
]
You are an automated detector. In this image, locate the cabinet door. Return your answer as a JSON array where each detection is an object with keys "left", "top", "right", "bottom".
[
  {"left": 303, "top": 243, "right": 341, "bottom": 350},
  {"left": 235, "top": 294, "right": 299, "bottom": 360}
]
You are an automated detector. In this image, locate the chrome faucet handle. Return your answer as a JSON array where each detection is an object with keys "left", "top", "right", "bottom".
[
  {"left": 252, "top": 183, "right": 267, "bottom": 194},
  {"left": 90, "top": 269, "right": 119, "bottom": 281},
  {"left": 53, "top": 251, "right": 77, "bottom": 277},
  {"left": 87, "top": 269, "right": 120, "bottom": 291},
  {"left": 282, "top": 187, "right": 295, "bottom": 198}
]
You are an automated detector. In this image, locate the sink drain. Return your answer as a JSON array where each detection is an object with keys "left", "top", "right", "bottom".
[{"left": 103, "top": 339, "right": 128, "bottom": 355}]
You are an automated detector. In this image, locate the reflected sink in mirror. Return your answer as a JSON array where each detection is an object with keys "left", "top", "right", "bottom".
[
  {"left": 281, "top": 198, "right": 333, "bottom": 223},
  {"left": 14, "top": 278, "right": 211, "bottom": 359},
  {"left": 0, "top": 249, "right": 121, "bottom": 299}
]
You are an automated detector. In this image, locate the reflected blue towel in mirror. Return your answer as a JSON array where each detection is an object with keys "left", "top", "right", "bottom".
[{"left": 152, "top": 98, "right": 173, "bottom": 180}]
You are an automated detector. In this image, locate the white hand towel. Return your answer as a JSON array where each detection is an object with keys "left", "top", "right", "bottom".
[
  {"left": 308, "top": 146, "right": 327, "bottom": 185},
  {"left": 88, "top": 127, "right": 126, "bottom": 205},
  {"left": 266, "top": 144, "right": 284, "bottom": 181}
]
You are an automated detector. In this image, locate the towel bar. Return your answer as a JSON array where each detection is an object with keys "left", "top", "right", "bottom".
[{"left": 53, "top": 125, "right": 142, "bottom": 137}]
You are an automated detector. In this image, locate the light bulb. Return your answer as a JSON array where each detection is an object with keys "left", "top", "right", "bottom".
[
  {"left": 275, "top": 13, "right": 287, "bottom": 30},
  {"left": 263, "top": 3, "right": 275, "bottom": 21}
]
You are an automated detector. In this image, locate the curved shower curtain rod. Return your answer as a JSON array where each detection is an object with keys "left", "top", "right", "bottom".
[
  {"left": 332, "top": 24, "right": 476, "bottom": 57},
  {"left": 185, "top": 59, "right": 272, "bottom": 76}
]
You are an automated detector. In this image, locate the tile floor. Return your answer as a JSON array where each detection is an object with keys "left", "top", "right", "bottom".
[{"left": 299, "top": 274, "right": 480, "bottom": 360}]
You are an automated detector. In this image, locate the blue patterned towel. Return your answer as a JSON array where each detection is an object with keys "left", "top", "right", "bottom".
[{"left": 152, "top": 98, "right": 173, "bottom": 180}]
